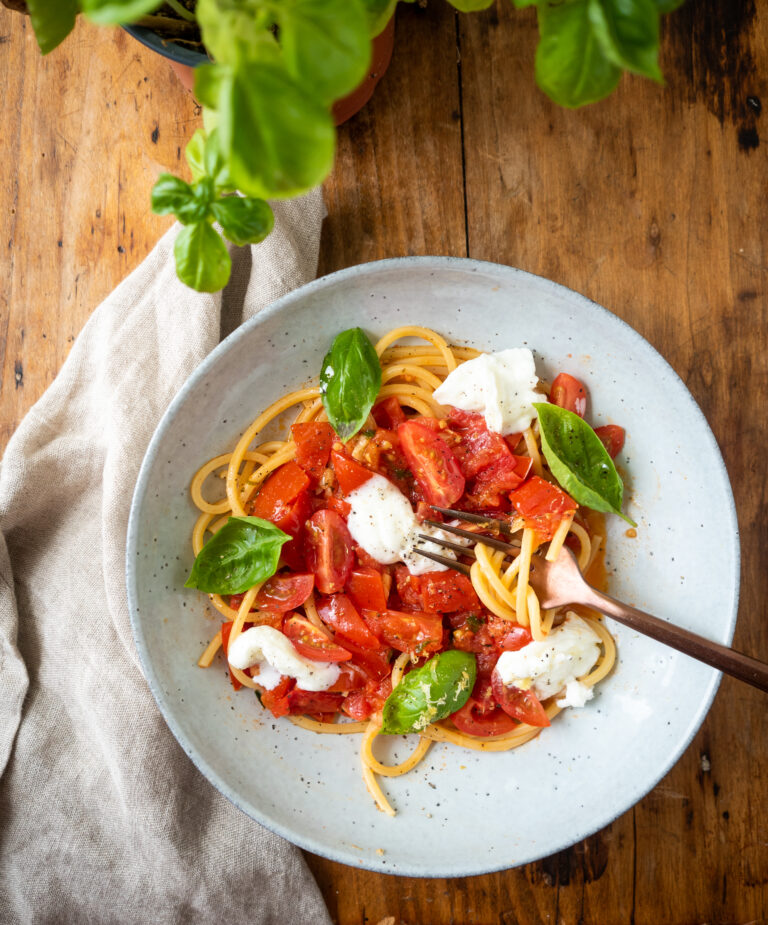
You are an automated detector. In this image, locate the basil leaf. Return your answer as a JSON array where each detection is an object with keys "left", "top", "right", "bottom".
[
  {"left": 381, "top": 651, "right": 477, "bottom": 735},
  {"left": 151, "top": 174, "right": 212, "bottom": 225},
  {"left": 534, "top": 402, "right": 636, "bottom": 526},
  {"left": 81, "top": 0, "right": 162, "bottom": 25},
  {"left": 212, "top": 197, "right": 275, "bottom": 246},
  {"left": 651, "top": 0, "right": 685, "bottom": 11},
  {"left": 26, "top": 0, "right": 77, "bottom": 54},
  {"left": 196, "top": 0, "right": 272, "bottom": 69},
  {"left": 174, "top": 222, "right": 232, "bottom": 293},
  {"left": 185, "top": 131, "right": 207, "bottom": 184},
  {"left": 360, "top": 0, "right": 403, "bottom": 36},
  {"left": 587, "top": 0, "right": 662, "bottom": 82},
  {"left": 185, "top": 516, "right": 290, "bottom": 595},
  {"left": 535, "top": 0, "right": 621, "bottom": 108},
  {"left": 218, "top": 62, "right": 336, "bottom": 199},
  {"left": 320, "top": 328, "right": 382, "bottom": 441},
  {"left": 276, "top": 0, "right": 371, "bottom": 105}
]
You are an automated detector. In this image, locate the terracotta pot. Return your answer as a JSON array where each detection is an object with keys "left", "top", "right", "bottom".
[{"left": 126, "top": 18, "right": 396, "bottom": 126}]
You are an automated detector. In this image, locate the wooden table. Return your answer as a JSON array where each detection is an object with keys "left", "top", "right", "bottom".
[{"left": 2, "top": 3, "right": 766, "bottom": 922}]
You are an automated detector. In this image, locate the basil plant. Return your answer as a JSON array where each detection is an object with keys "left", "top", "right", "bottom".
[{"left": 15, "top": 0, "right": 685, "bottom": 292}]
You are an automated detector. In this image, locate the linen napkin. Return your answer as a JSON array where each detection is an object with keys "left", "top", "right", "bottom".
[{"left": 0, "top": 191, "right": 335, "bottom": 925}]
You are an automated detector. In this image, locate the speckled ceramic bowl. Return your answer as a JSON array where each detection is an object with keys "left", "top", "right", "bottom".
[{"left": 126, "top": 257, "right": 739, "bottom": 876}]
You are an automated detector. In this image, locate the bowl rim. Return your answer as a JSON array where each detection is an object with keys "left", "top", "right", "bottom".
[{"left": 126, "top": 255, "right": 740, "bottom": 876}]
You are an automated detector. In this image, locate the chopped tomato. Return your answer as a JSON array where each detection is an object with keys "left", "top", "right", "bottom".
[
  {"left": 550, "top": 373, "right": 587, "bottom": 417},
  {"left": 470, "top": 454, "right": 533, "bottom": 507},
  {"left": 447, "top": 408, "right": 514, "bottom": 480},
  {"left": 363, "top": 608, "right": 443, "bottom": 656},
  {"left": 452, "top": 613, "right": 531, "bottom": 661},
  {"left": 327, "top": 661, "right": 368, "bottom": 692},
  {"left": 450, "top": 690, "right": 519, "bottom": 737},
  {"left": 419, "top": 571, "right": 481, "bottom": 613},
  {"left": 286, "top": 689, "right": 345, "bottom": 716},
  {"left": 304, "top": 509, "right": 354, "bottom": 594},
  {"left": 249, "top": 461, "right": 312, "bottom": 570},
  {"left": 397, "top": 420, "right": 465, "bottom": 507},
  {"left": 498, "top": 625, "right": 533, "bottom": 652},
  {"left": 254, "top": 573, "right": 314, "bottom": 612},
  {"left": 341, "top": 677, "right": 393, "bottom": 721},
  {"left": 315, "top": 593, "right": 383, "bottom": 650},
  {"left": 283, "top": 614, "right": 352, "bottom": 662},
  {"left": 340, "top": 637, "right": 393, "bottom": 680},
  {"left": 372, "top": 396, "right": 406, "bottom": 430},
  {"left": 323, "top": 495, "right": 352, "bottom": 519},
  {"left": 259, "top": 676, "right": 294, "bottom": 718},
  {"left": 394, "top": 565, "right": 424, "bottom": 610},
  {"left": 291, "top": 422, "right": 335, "bottom": 480},
  {"left": 345, "top": 567, "right": 388, "bottom": 613},
  {"left": 491, "top": 670, "right": 550, "bottom": 727},
  {"left": 510, "top": 475, "right": 577, "bottom": 541},
  {"left": 332, "top": 450, "right": 374, "bottom": 495},
  {"left": 594, "top": 424, "right": 625, "bottom": 459},
  {"left": 355, "top": 547, "right": 385, "bottom": 572},
  {"left": 220, "top": 621, "right": 242, "bottom": 691},
  {"left": 505, "top": 432, "right": 523, "bottom": 453}
]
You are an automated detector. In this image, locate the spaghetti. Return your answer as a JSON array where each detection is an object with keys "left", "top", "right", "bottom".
[{"left": 188, "top": 327, "right": 619, "bottom": 815}]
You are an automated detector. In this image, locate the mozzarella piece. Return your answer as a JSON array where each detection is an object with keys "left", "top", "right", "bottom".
[
  {"left": 432, "top": 348, "right": 540, "bottom": 434},
  {"left": 556, "top": 680, "right": 594, "bottom": 709},
  {"left": 227, "top": 625, "right": 340, "bottom": 692},
  {"left": 495, "top": 613, "right": 601, "bottom": 703},
  {"left": 346, "top": 474, "right": 466, "bottom": 575}
]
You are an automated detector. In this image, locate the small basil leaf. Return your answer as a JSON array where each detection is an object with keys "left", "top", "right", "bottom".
[
  {"left": 185, "top": 516, "right": 290, "bottom": 594},
  {"left": 276, "top": 0, "right": 371, "bottom": 105},
  {"left": 381, "top": 651, "right": 477, "bottom": 735},
  {"left": 218, "top": 62, "right": 336, "bottom": 199},
  {"left": 174, "top": 222, "right": 232, "bottom": 293},
  {"left": 26, "top": 0, "right": 78, "bottom": 54},
  {"left": 212, "top": 196, "right": 275, "bottom": 246},
  {"left": 320, "top": 328, "right": 382, "bottom": 441},
  {"left": 81, "top": 0, "right": 162, "bottom": 25},
  {"left": 203, "top": 128, "right": 234, "bottom": 191},
  {"left": 151, "top": 174, "right": 213, "bottom": 225},
  {"left": 185, "top": 130, "right": 207, "bottom": 183},
  {"left": 587, "top": 0, "right": 662, "bottom": 82},
  {"left": 535, "top": 0, "right": 621, "bottom": 108},
  {"left": 533, "top": 402, "right": 636, "bottom": 525}
]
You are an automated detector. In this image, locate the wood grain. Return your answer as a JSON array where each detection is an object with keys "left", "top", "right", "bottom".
[{"left": 2, "top": 0, "right": 767, "bottom": 922}]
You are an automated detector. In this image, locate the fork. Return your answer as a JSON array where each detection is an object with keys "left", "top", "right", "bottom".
[{"left": 415, "top": 506, "right": 768, "bottom": 694}]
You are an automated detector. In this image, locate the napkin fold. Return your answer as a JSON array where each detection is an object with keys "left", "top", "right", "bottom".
[{"left": 0, "top": 192, "right": 334, "bottom": 925}]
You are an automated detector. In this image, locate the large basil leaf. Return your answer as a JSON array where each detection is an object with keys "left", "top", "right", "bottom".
[
  {"left": 320, "top": 328, "right": 382, "bottom": 441},
  {"left": 381, "top": 651, "right": 477, "bottom": 735},
  {"left": 360, "top": 0, "right": 404, "bottom": 36},
  {"left": 81, "top": 0, "right": 163, "bottom": 25},
  {"left": 212, "top": 196, "right": 275, "bottom": 246},
  {"left": 534, "top": 402, "right": 636, "bottom": 525},
  {"left": 174, "top": 222, "right": 232, "bottom": 293},
  {"left": 535, "top": 0, "right": 621, "bottom": 108},
  {"left": 195, "top": 0, "right": 270, "bottom": 68},
  {"left": 185, "top": 516, "right": 290, "bottom": 594},
  {"left": 276, "top": 0, "right": 371, "bottom": 105},
  {"left": 588, "top": 0, "right": 662, "bottom": 81},
  {"left": 218, "top": 62, "right": 336, "bottom": 199},
  {"left": 151, "top": 174, "right": 212, "bottom": 225},
  {"left": 26, "top": 0, "right": 78, "bottom": 54}
]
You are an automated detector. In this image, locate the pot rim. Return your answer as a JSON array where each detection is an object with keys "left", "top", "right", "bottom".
[{"left": 123, "top": 24, "right": 208, "bottom": 67}]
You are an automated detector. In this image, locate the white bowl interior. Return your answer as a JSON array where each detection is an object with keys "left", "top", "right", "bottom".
[{"left": 127, "top": 258, "right": 739, "bottom": 876}]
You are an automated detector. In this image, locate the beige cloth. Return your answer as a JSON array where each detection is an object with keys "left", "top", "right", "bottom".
[{"left": 0, "top": 192, "right": 334, "bottom": 925}]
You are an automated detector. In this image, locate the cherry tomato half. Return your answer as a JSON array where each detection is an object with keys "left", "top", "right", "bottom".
[
  {"left": 304, "top": 508, "right": 355, "bottom": 594},
  {"left": 283, "top": 615, "right": 352, "bottom": 662},
  {"left": 397, "top": 420, "right": 465, "bottom": 507},
  {"left": 491, "top": 669, "right": 550, "bottom": 727},
  {"left": 316, "top": 593, "right": 383, "bottom": 650},
  {"left": 331, "top": 450, "right": 374, "bottom": 495},
  {"left": 550, "top": 373, "right": 587, "bottom": 417},
  {"left": 510, "top": 475, "right": 577, "bottom": 542},
  {"left": 345, "top": 567, "right": 388, "bottom": 613},
  {"left": 447, "top": 407, "right": 513, "bottom": 480},
  {"left": 286, "top": 688, "right": 345, "bottom": 716},
  {"left": 594, "top": 424, "right": 625, "bottom": 459},
  {"left": 291, "top": 422, "right": 335, "bottom": 481},
  {"left": 419, "top": 571, "right": 481, "bottom": 613},
  {"left": 363, "top": 608, "right": 444, "bottom": 656},
  {"left": 450, "top": 698, "right": 519, "bottom": 737},
  {"left": 254, "top": 573, "right": 314, "bottom": 612}
]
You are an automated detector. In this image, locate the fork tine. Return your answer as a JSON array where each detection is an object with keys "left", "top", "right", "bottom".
[
  {"left": 416, "top": 533, "right": 477, "bottom": 558},
  {"left": 430, "top": 506, "right": 516, "bottom": 537},
  {"left": 424, "top": 520, "right": 519, "bottom": 554},
  {"left": 411, "top": 548, "right": 471, "bottom": 575}
]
